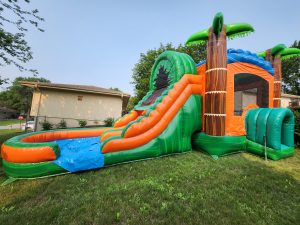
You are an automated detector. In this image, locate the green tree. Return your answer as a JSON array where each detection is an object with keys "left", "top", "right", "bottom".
[
  {"left": 129, "top": 43, "right": 206, "bottom": 110},
  {"left": 109, "top": 87, "right": 121, "bottom": 92},
  {"left": 0, "top": 76, "right": 8, "bottom": 85},
  {"left": 0, "top": 0, "right": 44, "bottom": 84},
  {"left": 282, "top": 41, "right": 300, "bottom": 95},
  {"left": 0, "top": 76, "right": 50, "bottom": 114}
]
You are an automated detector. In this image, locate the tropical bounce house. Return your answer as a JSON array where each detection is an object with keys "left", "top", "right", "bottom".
[{"left": 1, "top": 13, "right": 300, "bottom": 179}]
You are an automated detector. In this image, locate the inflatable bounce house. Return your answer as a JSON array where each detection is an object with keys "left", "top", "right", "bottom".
[{"left": 1, "top": 13, "right": 300, "bottom": 179}]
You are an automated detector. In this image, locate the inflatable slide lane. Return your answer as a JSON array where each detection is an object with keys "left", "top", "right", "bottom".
[{"left": 1, "top": 51, "right": 204, "bottom": 178}]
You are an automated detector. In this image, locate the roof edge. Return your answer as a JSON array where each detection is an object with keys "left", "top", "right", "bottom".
[{"left": 19, "top": 81, "right": 130, "bottom": 97}]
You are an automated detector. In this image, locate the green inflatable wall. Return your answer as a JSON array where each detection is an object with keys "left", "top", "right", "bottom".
[
  {"left": 192, "top": 108, "right": 295, "bottom": 160},
  {"left": 245, "top": 108, "right": 294, "bottom": 150}
]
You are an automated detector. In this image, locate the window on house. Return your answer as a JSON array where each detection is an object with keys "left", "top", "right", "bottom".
[
  {"left": 234, "top": 73, "right": 269, "bottom": 116},
  {"left": 78, "top": 96, "right": 83, "bottom": 101}
]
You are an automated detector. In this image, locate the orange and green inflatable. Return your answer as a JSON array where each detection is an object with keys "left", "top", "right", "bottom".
[{"left": 1, "top": 12, "right": 299, "bottom": 179}]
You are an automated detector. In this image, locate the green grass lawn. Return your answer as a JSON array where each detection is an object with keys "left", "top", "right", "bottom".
[
  {"left": 0, "top": 130, "right": 24, "bottom": 147},
  {"left": 0, "top": 129, "right": 22, "bottom": 135},
  {"left": 0, "top": 149, "right": 299, "bottom": 225},
  {"left": 0, "top": 119, "right": 24, "bottom": 126}
]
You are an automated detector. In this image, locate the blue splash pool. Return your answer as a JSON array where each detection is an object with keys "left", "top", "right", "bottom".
[{"left": 53, "top": 137, "right": 104, "bottom": 172}]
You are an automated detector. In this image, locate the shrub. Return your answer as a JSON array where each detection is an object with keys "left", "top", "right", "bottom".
[
  {"left": 0, "top": 131, "right": 25, "bottom": 159},
  {"left": 57, "top": 119, "right": 67, "bottom": 129},
  {"left": 78, "top": 120, "right": 87, "bottom": 128},
  {"left": 103, "top": 117, "right": 115, "bottom": 127},
  {"left": 41, "top": 120, "right": 53, "bottom": 130},
  {"left": 0, "top": 132, "right": 24, "bottom": 146},
  {"left": 294, "top": 110, "right": 300, "bottom": 147}
]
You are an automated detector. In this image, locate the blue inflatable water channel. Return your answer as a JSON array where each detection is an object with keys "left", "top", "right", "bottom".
[{"left": 53, "top": 137, "right": 104, "bottom": 172}]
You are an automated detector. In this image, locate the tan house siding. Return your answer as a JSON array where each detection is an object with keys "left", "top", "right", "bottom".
[
  {"left": 234, "top": 92, "right": 300, "bottom": 109},
  {"left": 242, "top": 92, "right": 257, "bottom": 109},
  {"left": 234, "top": 91, "right": 242, "bottom": 113},
  {"left": 30, "top": 90, "right": 41, "bottom": 116},
  {"left": 281, "top": 97, "right": 291, "bottom": 108},
  {"left": 234, "top": 91, "right": 257, "bottom": 115},
  {"left": 32, "top": 89, "right": 123, "bottom": 130},
  {"left": 281, "top": 94, "right": 300, "bottom": 108}
]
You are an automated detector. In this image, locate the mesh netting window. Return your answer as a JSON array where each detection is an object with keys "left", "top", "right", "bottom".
[{"left": 234, "top": 73, "right": 269, "bottom": 116}]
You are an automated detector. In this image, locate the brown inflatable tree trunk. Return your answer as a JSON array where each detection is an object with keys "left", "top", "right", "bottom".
[
  {"left": 266, "top": 50, "right": 282, "bottom": 108},
  {"left": 186, "top": 12, "right": 255, "bottom": 135},
  {"left": 204, "top": 26, "right": 227, "bottom": 136}
]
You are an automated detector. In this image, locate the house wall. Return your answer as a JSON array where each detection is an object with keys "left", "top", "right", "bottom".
[
  {"left": 31, "top": 89, "right": 123, "bottom": 130},
  {"left": 234, "top": 93, "right": 300, "bottom": 108},
  {"left": 234, "top": 91, "right": 242, "bottom": 114},
  {"left": 234, "top": 93, "right": 300, "bottom": 109},
  {"left": 234, "top": 91, "right": 257, "bottom": 115},
  {"left": 281, "top": 97, "right": 291, "bottom": 108},
  {"left": 242, "top": 92, "right": 257, "bottom": 108},
  {"left": 30, "top": 90, "right": 41, "bottom": 116},
  {"left": 281, "top": 96, "right": 300, "bottom": 108}
]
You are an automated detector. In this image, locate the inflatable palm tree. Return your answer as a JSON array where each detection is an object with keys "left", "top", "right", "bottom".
[
  {"left": 186, "top": 12, "right": 254, "bottom": 136},
  {"left": 186, "top": 12, "right": 254, "bottom": 46},
  {"left": 258, "top": 44, "right": 300, "bottom": 107}
]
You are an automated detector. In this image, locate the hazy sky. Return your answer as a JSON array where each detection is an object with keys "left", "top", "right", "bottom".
[{"left": 2, "top": 0, "right": 300, "bottom": 95}]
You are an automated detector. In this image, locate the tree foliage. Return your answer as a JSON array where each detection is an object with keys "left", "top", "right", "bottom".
[
  {"left": 0, "top": 0, "right": 44, "bottom": 84},
  {"left": 130, "top": 43, "right": 206, "bottom": 109},
  {"left": 103, "top": 117, "right": 115, "bottom": 127},
  {"left": 0, "top": 76, "right": 50, "bottom": 114},
  {"left": 109, "top": 87, "right": 121, "bottom": 92},
  {"left": 78, "top": 120, "right": 87, "bottom": 128},
  {"left": 0, "top": 75, "right": 8, "bottom": 85},
  {"left": 282, "top": 40, "right": 300, "bottom": 95}
]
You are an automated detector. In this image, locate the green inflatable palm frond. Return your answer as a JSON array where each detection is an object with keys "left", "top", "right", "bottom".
[
  {"left": 212, "top": 12, "right": 224, "bottom": 35},
  {"left": 280, "top": 48, "right": 300, "bottom": 60},
  {"left": 186, "top": 23, "right": 254, "bottom": 46},
  {"left": 186, "top": 28, "right": 209, "bottom": 46},
  {"left": 186, "top": 12, "right": 223, "bottom": 46},
  {"left": 257, "top": 47, "right": 300, "bottom": 60},
  {"left": 257, "top": 51, "right": 266, "bottom": 58},
  {"left": 270, "top": 44, "right": 286, "bottom": 56},
  {"left": 186, "top": 13, "right": 254, "bottom": 46},
  {"left": 226, "top": 23, "right": 255, "bottom": 40}
]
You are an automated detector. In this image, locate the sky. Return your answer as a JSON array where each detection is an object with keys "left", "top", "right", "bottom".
[{"left": 1, "top": 0, "right": 300, "bottom": 95}]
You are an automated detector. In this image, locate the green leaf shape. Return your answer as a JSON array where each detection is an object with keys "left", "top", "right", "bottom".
[
  {"left": 257, "top": 51, "right": 266, "bottom": 58},
  {"left": 226, "top": 23, "right": 255, "bottom": 39},
  {"left": 280, "top": 47, "right": 300, "bottom": 60},
  {"left": 186, "top": 22, "right": 254, "bottom": 46},
  {"left": 212, "top": 12, "right": 224, "bottom": 35},
  {"left": 270, "top": 44, "right": 286, "bottom": 56},
  {"left": 186, "top": 29, "right": 209, "bottom": 46}
]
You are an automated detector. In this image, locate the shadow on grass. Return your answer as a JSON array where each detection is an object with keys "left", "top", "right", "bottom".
[{"left": 0, "top": 151, "right": 299, "bottom": 225}]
